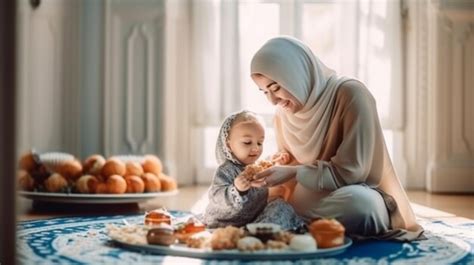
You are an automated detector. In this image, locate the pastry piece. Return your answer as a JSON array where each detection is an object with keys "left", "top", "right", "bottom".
[
  {"left": 18, "top": 151, "right": 40, "bottom": 172},
  {"left": 144, "top": 208, "right": 172, "bottom": 226},
  {"left": 124, "top": 175, "right": 145, "bottom": 193},
  {"left": 146, "top": 223, "right": 176, "bottom": 246},
  {"left": 125, "top": 161, "right": 144, "bottom": 176},
  {"left": 246, "top": 223, "right": 281, "bottom": 243},
  {"left": 106, "top": 174, "right": 127, "bottom": 194},
  {"left": 39, "top": 152, "right": 83, "bottom": 180},
  {"left": 157, "top": 173, "right": 177, "bottom": 191},
  {"left": 186, "top": 231, "right": 212, "bottom": 249},
  {"left": 174, "top": 217, "right": 206, "bottom": 243},
  {"left": 289, "top": 234, "right": 317, "bottom": 251},
  {"left": 101, "top": 158, "right": 126, "bottom": 178},
  {"left": 17, "top": 169, "right": 35, "bottom": 191},
  {"left": 141, "top": 173, "right": 161, "bottom": 192},
  {"left": 76, "top": 174, "right": 99, "bottom": 193},
  {"left": 266, "top": 240, "right": 288, "bottom": 250},
  {"left": 273, "top": 231, "right": 295, "bottom": 244},
  {"left": 309, "top": 219, "right": 345, "bottom": 248},
  {"left": 95, "top": 182, "right": 108, "bottom": 194},
  {"left": 237, "top": 236, "right": 265, "bottom": 251},
  {"left": 82, "top": 154, "right": 106, "bottom": 175},
  {"left": 240, "top": 160, "right": 273, "bottom": 180},
  {"left": 210, "top": 226, "right": 244, "bottom": 250},
  {"left": 44, "top": 173, "right": 68, "bottom": 192},
  {"left": 142, "top": 154, "right": 163, "bottom": 176}
]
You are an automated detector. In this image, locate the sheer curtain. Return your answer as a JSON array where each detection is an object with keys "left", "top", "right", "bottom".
[{"left": 189, "top": 0, "right": 403, "bottom": 184}]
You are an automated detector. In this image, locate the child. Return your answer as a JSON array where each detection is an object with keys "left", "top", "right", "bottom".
[{"left": 202, "top": 110, "right": 304, "bottom": 229}]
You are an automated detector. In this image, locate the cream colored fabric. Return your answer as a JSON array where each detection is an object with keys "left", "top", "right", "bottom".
[{"left": 251, "top": 37, "right": 423, "bottom": 240}]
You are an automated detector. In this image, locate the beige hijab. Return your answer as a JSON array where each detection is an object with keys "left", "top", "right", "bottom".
[{"left": 251, "top": 36, "right": 350, "bottom": 164}]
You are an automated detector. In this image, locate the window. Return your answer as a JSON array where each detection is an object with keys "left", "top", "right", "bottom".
[{"left": 194, "top": 0, "right": 402, "bottom": 184}]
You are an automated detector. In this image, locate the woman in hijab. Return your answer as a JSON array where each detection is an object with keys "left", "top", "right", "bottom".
[{"left": 251, "top": 36, "right": 424, "bottom": 241}]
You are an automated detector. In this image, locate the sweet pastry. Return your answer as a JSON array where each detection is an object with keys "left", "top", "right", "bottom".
[
  {"left": 174, "top": 218, "right": 206, "bottom": 243},
  {"left": 273, "top": 230, "right": 294, "bottom": 244},
  {"left": 106, "top": 174, "right": 127, "bottom": 194},
  {"left": 57, "top": 159, "right": 83, "bottom": 180},
  {"left": 266, "top": 239, "right": 288, "bottom": 250},
  {"left": 237, "top": 236, "right": 265, "bottom": 251},
  {"left": 95, "top": 182, "right": 108, "bottom": 194},
  {"left": 141, "top": 173, "right": 161, "bottom": 192},
  {"left": 101, "top": 158, "right": 126, "bottom": 178},
  {"left": 17, "top": 169, "right": 35, "bottom": 191},
  {"left": 309, "top": 218, "right": 345, "bottom": 248},
  {"left": 210, "top": 226, "right": 244, "bottom": 250},
  {"left": 186, "top": 231, "right": 212, "bottom": 249},
  {"left": 82, "top": 154, "right": 106, "bottom": 175},
  {"left": 18, "top": 151, "right": 40, "bottom": 172},
  {"left": 240, "top": 160, "right": 273, "bottom": 180},
  {"left": 76, "top": 174, "right": 99, "bottom": 193},
  {"left": 144, "top": 208, "right": 172, "bottom": 226},
  {"left": 125, "top": 161, "right": 144, "bottom": 176},
  {"left": 44, "top": 173, "right": 68, "bottom": 192},
  {"left": 246, "top": 223, "right": 281, "bottom": 243},
  {"left": 142, "top": 154, "right": 163, "bottom": 176},
  {"left": 157, "top": 173, "right": 177, "bottom": 191},
  {"left": 146, "top": 223, "right": 176, "bottom": 246},
  {"left": 289, "top": 234, "right": 317, "bottom": 251},
  {"left": 124, "top": 175, "right": 145, "bottom": 193}
]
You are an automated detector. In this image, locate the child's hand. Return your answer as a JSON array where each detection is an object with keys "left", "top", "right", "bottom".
[
  {"left": 234, "top": 174, "right": 251, "bottom": 192},
  {"left": 271, "top": 151, "right": 293, "bottom": 165}
]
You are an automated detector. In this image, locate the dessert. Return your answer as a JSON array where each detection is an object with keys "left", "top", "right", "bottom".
[
  {"left": 17, "top": 169, "right": 35, "bottom": 191},
  {"left": 18, "top": 151, "right": 40, "bottom": 172},
  {"left": 186, "top": 231, "right": 212, "bottom": 249},
  {"left": 266, "top": 240, "right": 288, "bottom": 250},
  {"left": 289, "top": 234, "right": 317, "bottom": 251},
  {"left": 309, "top": 218, "right": 345, "bottom": 248},
  {"left": 141, "top": 173, "right": 161, "bottom": 192},
  {"left": 124, "top": 175, "right": 145, "bottom": 193},
  {"left": 146, "top": 223, "right": 176, "bottom": 246},
  {"left": 82, "top": 154, "right": 106, "bottom": 175},
  {"left": 157, "top": 173, "right": 178, "bottom": 191},
  {"left": 44, "top": 173, "right": 68, "bottom": 192},
  {"left": 144, "top": 208, "right": 172, "bottom": 226},
  {"left": 246, "top": 223, "right": 281, "bottom": 243},
  {"left": 174, "top": 217, "right": 206, "bottom": 243},
  {"left": 142, "top": 154, "right": 163, "bottom": 176},
  {"left": 76, "top": 174, "right": 99, "bottom": 193},
  {"left": 237, "top": 236, "right": 265, "bottom": 251},
  {"left": 106, "top": 175, "right": 127, "bottom": 194},
  {"left": 125, "top": 161, "right": 144, "bottom": 176},
  {"left": 101, "top": 158, "right": 126, "bottom": 178},
  {"left": 210, "top": 226, "right": 244, "bottom": 250}
]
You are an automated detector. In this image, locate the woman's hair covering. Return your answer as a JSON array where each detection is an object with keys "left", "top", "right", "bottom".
[
  {"left": 215, "top": 110, "right": 264, "bottom": 165},
  {"left": 251, "top": 36, "right": 350, "bottom": 164}
]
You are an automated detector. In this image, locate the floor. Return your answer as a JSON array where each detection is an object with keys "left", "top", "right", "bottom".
[{"left": 145, "top": 185, "right": 474, "bottom": 220}]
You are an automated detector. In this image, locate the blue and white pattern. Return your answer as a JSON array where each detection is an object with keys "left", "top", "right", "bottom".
[{"left": 18, "top": 211, "right": 473, "bottom": 265}]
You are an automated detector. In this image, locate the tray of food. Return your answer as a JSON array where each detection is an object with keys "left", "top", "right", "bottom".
[
  {"left": 107, "top": 209, "right": 352, "bottom": 260},
  {"left": 17, "top": 151, "right": 178, "bottom": 204}
]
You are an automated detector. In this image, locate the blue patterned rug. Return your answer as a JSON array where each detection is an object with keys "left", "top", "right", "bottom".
[{"left": 17, "top": 211, "right": 473, "bottom": 264}]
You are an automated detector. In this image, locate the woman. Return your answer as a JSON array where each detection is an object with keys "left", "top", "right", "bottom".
[{"left": 250, "top": 36, "right": 424, "bottom": 241}]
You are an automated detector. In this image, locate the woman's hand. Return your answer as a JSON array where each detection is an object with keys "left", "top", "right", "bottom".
[{"left": 251, "top": 165, "right": 297, "bottom": 187}]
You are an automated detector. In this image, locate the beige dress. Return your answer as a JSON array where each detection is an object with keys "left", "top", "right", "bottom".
[{"left": 275, "top": 80, "right": 424, "bottom": 240}]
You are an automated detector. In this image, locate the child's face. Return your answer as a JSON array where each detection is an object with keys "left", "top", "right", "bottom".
[{"left": 227, "top": 120, "right": 265, "bottom": 165}]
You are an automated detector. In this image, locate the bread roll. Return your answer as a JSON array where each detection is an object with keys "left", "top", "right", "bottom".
[
  {"left": 309, "top": 219, "right": 345, "bottom": 248},
  {"left": 76, "top": 174, "right": 99, "bottom": 193},
  {"left": 158, "top": 173, "right": 177, "bottom": 191},
  {"left": 101, "top": 158, "right": 126, "bottom": 178},
  {"left": 17, "top": 169, "right": 35, "bottom": 191},
  {"left": 83, "top": 154, "right": 106, "bottom": 175},
  {"left": 141, "top": 173, "right": 161, "bottom": 192},
  {"left": 106, "top": 174, "right": 127, "bottom": 194},
  {"left": 18, "top": 151, "right": 39, "bottom": 172},
  {"left": 125, "top": 161, "right": 144, "bottom": 176},
  {"left": 124, "top": 175, "right": 145, "bottom": 193},
  {"left": 44, "top": 173, "right": 68, "bottom": 192},
  {"left": 142, "top": 155, "right": 163, "bottom": 175},
  {"left": 56, "top": 159, "right": 83, "bottom": 180},
  {"left": 95, "top": 182, "right": 108, "bottom": 194}
]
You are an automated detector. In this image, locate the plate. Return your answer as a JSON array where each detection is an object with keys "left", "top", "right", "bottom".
[
  {"left": 18, "top": 190, "right": 178, "bottom": 204},
  {"left": 112, "top": 237, "right": 352, "bottom": 260}
]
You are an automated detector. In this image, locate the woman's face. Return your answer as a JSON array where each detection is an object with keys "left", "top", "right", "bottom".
[
  {"left": 252, "top": 74, "right": 303, "bottom": 113},
  {"left": 227, "top": 120, "right": 264, "bottom": 165}
]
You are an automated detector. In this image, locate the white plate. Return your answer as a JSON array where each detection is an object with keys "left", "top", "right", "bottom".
[
  {"left": 111, "top": 237, "right": 352, "bottom": 260},
  {"left": 18, "top": 190, "right": 178, "bottom": 204}
]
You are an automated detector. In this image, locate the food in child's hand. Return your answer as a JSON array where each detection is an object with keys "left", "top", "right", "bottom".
[
  {"left": 309, "top": 218, "right": 345, "bottom": 248},
  {"left": 144, "top": 208, "right": 172, "bottom": 226},
  {"left": 237, "top": 236, "right": 265, "bottom": 251},
  {"left": 146, "top": 223, "right": 176, "bottom": 246},
  {"left": 289, "top": 234, "right": 317, "bottom": 251},
  {"left": 240, "top": 160, "right": 273, "bottom": 180},
  {"left": 82, "top": 154, "right": 106, "bottom": 175}
]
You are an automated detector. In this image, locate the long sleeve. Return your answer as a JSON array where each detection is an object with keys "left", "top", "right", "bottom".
[
  {"left": 203, "top": 161, "right": 268, "bottom": 228},
  {"left": 295, "top": 83, "right": 384, "bottom": 192}
]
